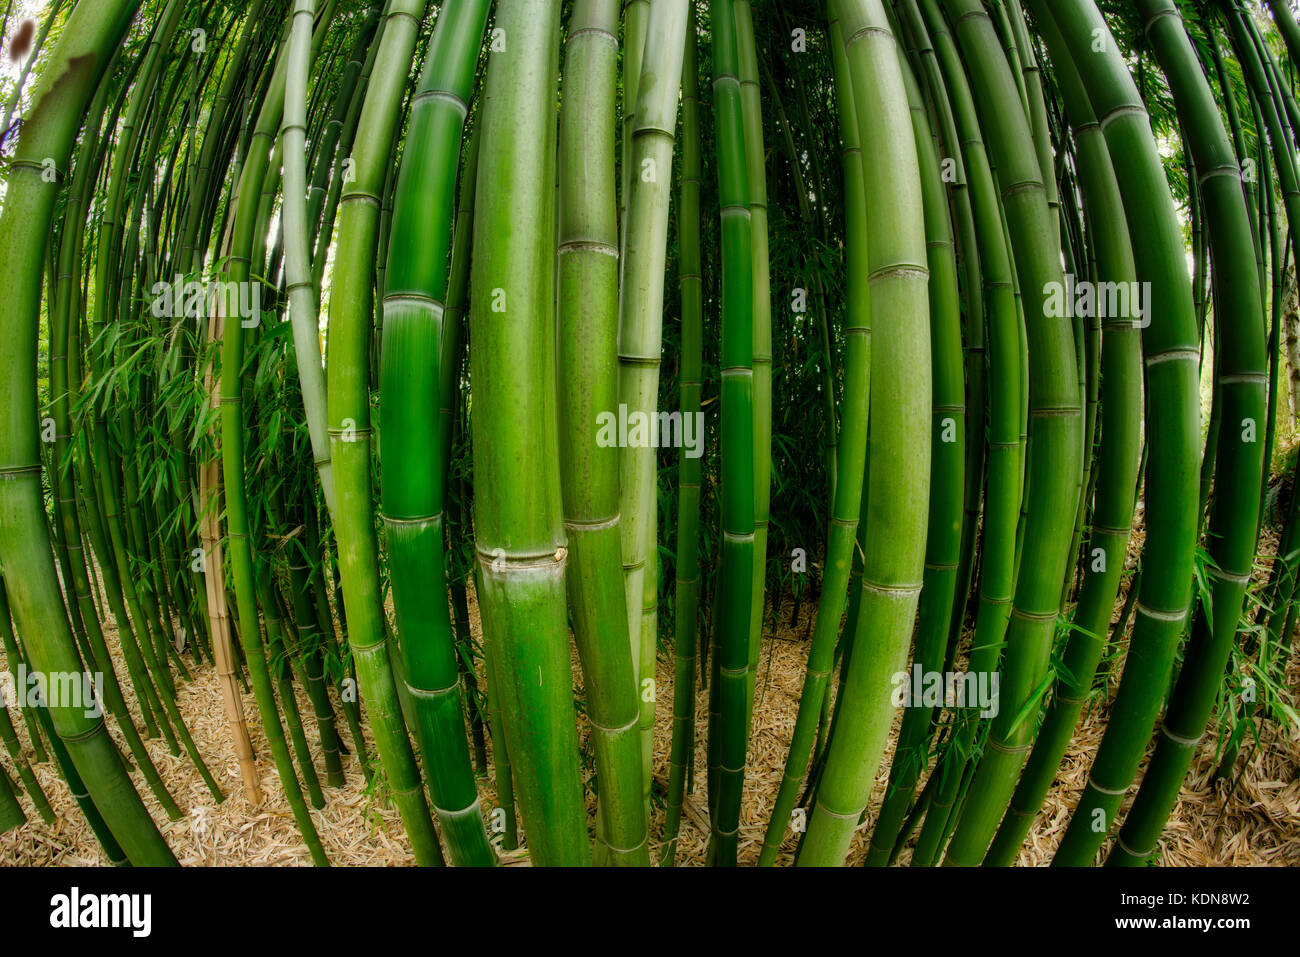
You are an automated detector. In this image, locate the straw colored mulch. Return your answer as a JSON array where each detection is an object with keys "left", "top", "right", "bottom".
[{"left": 2, "top": 554, "right": 1296, "bottom": 867}]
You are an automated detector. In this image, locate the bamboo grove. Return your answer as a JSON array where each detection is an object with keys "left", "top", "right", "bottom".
[{"left": 0, "top": 0, "right": 1297, "bottom": 868}]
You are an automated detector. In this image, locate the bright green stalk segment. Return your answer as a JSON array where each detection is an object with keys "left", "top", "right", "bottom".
[
  {"left": 757, "top": 5, "right": 872, "bottom": 866},
  {"left": 557, "top": 0, "right": 648, "bottom": 868},
  {"left": 985, "top": 3, "right": 1143, "bottom": 866},
  {"left": 938, "top": 0, "right": 1083, "bottom": 867},
  {"left": 733, "top": 0, "right": 771, "bottom": 736},
  {"left": 708, "top": 0, "right": 755, "bottom": 868},
  {"left": 615, "top": 0, "right": 689, "bottom": 805},
  {"left": 909, "top": 0, "right": 1021, "bottom": 866},
  {"left": 468, "top": 0, "right": 589, "bottom": 867},
  {"left": 866, "top": 42, "right": 964, "bottom": 867},
  {"left": 1027, "top": 0, "right": 1200, "bottom": 867},
  {"left": 50, "top": 83, "right": 183, "bottom": 819},
  {"left": 1105, "top": 0, "right": 1266, "bottom": 866},
  {"left": 0, "top": 0, "right": 177, "bottom": 867},
  {"left": 664, "top": 7, "right": 703, "bottom": 867},
  {"left": 796, "top": 0, "right": 931, "bottom": 868},
  {"left": 222, "top": 4, "right": 330, "bottom": 869},
  {"left": 326, "top": 0, "right": 443, "bottom": 868},
  {"left": 379, "top": 0, "right": 495, "bottom": 869},
  {"left": 282, "top": 0, "right": 334, "bottom": 517}
]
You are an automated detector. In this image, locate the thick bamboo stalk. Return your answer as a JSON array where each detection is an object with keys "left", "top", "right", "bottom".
[
  {"left": 796, "top": 0, "right": 931, "bottom": 868},
  {"left": 1106, "top": 0, "right": 1267, "bottom": 866},
  {"left": 379, "top": 0, "right": 496, "bottom": 868},
  {"left": 0, "top": 0, "right": 176, "bottom": 866},
  {"left": 757, "top": 4, "right": 871, "bottom": 868},
  {"left": 985, "top": 2, "right": 1142, "bottom": 865},
  {"left": 468, "top": 0, "right": 589, "bottom": 867},
  {"left": 939, "top": 0, "right": 1083, "bottom": 866},
  {"left": 1027, "top": 0, "right": 1200, "bottom": 868},
  {"left": 325, "top": 0, "right": 443, "bottom": 867}
]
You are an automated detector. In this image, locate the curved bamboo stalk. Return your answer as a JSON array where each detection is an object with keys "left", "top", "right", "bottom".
[
  {"left": 1026, "top": 0, "right": 1200, "bottom": 868},
  {"left": 379, "top": 0, "right": 496, "bottom": 867},
  {"left": 796, "top": 0, "right": 931, "bottom": 868},
  {"left": 939, "top": 0, "right": 1083, "bottom": 866},
  {"left": 0, "top": 0, "right": 176, "bottom": 866},
  {"left": 1106, "top": 0, "right": 1267, "bottom": 866},
  {"left": 325, "top": 0, "right": 443, "bottom": 867}
]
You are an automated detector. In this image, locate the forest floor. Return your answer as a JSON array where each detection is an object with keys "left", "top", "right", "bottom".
[{"left": 1, "top": 529, "right": 1297, "bottom": 867}]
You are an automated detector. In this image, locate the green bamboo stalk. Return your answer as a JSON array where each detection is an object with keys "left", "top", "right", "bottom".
[
  {"left": 616, "top": 0, "right": 689, "bottom": 807},
  {"left": 984, "top": 1, "right": 1144, "bottom": 865},
  {"left": 326, "top": 0, "right": 443, "bottom": 868},
  {"left": 379, "top": 0, "right": 496, "bottom": 868},
  {"left": 909, "top": 0, "right": 1022, "bottom": 866},
  {"left": 708, "top": 0, "right": 755, "bottom": 868},
  {"left": 0, "top": 689, "right": 52, "bottom": 823},
  {"left": 468, "top": 0, "right": 589, "bottom": 867},
  {"left": 866, "top": 40, "right": 964, "bottom": 867},
  {"left": 221, "top": 3, "right": 330, "bottom": 869},
  {"left": 760, "top": 1, "right": 872, "bottom": 869},
  {"left": 1105, "top": 0, "right": 1267, "bottom": 866},
  {"left": 663, "top": 7, "right": 703, "bottom": 867},
  {"left": 0, "top": 0, "right": 177, "bottom": 866},
  {"left": 282, "top": 0, "right": 334, "bottom": 517},
  {"left": 0, "top": 760, "right": 24, "bottom": 834},
  {"left": 733, "top": 0, "right": 772, "bottom": 741},
  {"left": 938, "top": 0, "right": 1083, "bottom": 866},
  {"left": 1025, "top": 0, "right": 1200, "bottom": 868},
  {"left": 557, "top": 0, "right": 649, "bottom": 867},
  {"left": 796, "top": 0, "right": 931, "bottom": 868}
]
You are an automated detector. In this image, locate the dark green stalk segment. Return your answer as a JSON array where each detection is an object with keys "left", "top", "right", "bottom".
[
  {"left": 1106, "top": 0, "right": 1266, "bottom": 866},
  {"left": 327, "top": 0, "right": 444, "bottom": 868},
  {"left": 985, "top": 2, "right": 1143, "bottom": 866},
  {"left": 0, "top": 0, "right": 176, "bottom": 866},
  {"left": 663, "top": 7, "right": 703, "bottom": 867},
  {"left": 939, "top": 0, "right": 1083, "bottom": 867},
  {"left": 757, "top": 3, "right": 871, "bottom": 867},
  {"left": 909, "top": 0, "right": 1022, "bottom": 867},
  {"left": 379, "top": 0, "right": 495, "bottom": 868},
  {"left": 0, "top": 760, "right": 23, "bottom": 834},
  {"left": 557, "top": 0, "right": 648, "bottom": 867},
  {"left": 797, "top": 0, "right": 930, "bottom": 868},
  {"left": 1028, "top": 0, "right": 1200, "bottom": 868},
  {"left": 708, "top": 0, "right": 755, "bottom": 868},
  {"left": 469, "top": 0, "right": 589, "bottom": 867},
  {"left": 866, "top": 42, "right": 964, "bottom": 867},
  {"left": 734, "top": 0, "right": 772, "bottom": 737}
]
